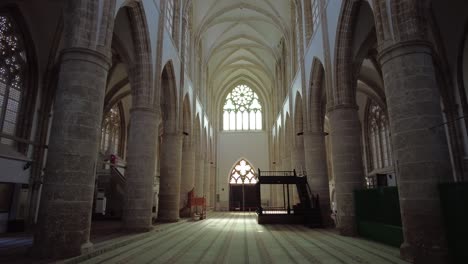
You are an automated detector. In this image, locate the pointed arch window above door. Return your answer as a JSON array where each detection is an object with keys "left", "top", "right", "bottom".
[{"left": 229, "top": 159, "right": 257, "bottom": 184}]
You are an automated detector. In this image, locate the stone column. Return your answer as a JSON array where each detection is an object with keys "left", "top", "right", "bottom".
[
  {"left": 179, "top": 139, "right": 195, "bottom": 214},
  {"left": 303, "top": 131, "right": 333, "bottom": 227},
  {"left": 291, "top": 141, "right": 306, "bottom": 173},
  {"left": 291, "top": 143, "right": 305, "bottom": 204},
  {"left": 328, "top": 105, "right": 365, "bottom": 235},
  {"left": 123, "top": 108, "right": 159, "bottom": 230},
  {"left": 204, "top": 161, "right": 211, "bottom": 207},
  {"left": 33, "top": 48, "right": 110, "bottom": 258},
  {"left": 210, "top": 163, "right": 216, "bottom": 209},
  {"left": 194, "top": 154, "right": 204, "bottom": 197},
  {"left": 157, "top": 133, "right": 183, "bottom": 222},
  {"left": 281, "top": 153, "right": 291, "bottom": 171},
  {"left": 379, "top": 41, "right": 451, "bottom": 263}
]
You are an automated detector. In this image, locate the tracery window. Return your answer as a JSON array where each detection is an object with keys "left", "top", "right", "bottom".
[
  {"left": 223, "top": 84, "right": 262, "bottom": 131},
  {"left": 101, "top": 104, "right": 122, "bottom": 155},
  {"left": 311, "top": 0, "right": 320, "bottom": 33},
  {"left": 165, "top": 0, "right": 175, "bottom": 36},
  {"left": 0, "top": 15, "right": 27, "bottom": 146},
  {"left": 229, "top": 159, "right": 257, "bottom": 184},
  {"left": 367, "top": 102, "right": 392, "bottom": 170},
  {"left": 184, "top": 7, "right": 192, "bottom": 75}
]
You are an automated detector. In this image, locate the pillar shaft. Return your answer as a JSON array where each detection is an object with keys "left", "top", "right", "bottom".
[
  {"left": 328, "top": 106, "right": 365, "bottom": 235},
  {"left": 210, "top": 164, "right": 216, "bottom": 208},
  {"left": 180, "top": 141, "right": 195, "bottom": 210},
  {"left": 195, "top": 155, "right": 205, "bottom": 197},
  {"left": 379, "top": 41, "right": 450, "bottom": 263},
  {"left": 204, "top": 161, "right": 211, "bottom": 207},
  {"left": 33, "top": 48, "right": 110, "bottom": 258},
  {"left": 158, "top": 133, "right": 183, "bottom": 222},
  {"left": 304, "top": 131, "right": 333, "bottom": 227},
  {"left": 123, "top": 108, "right": 159, "bottom": 230},
  {"left": 281, "top": 153, "right": 291, "bottom": 171}
]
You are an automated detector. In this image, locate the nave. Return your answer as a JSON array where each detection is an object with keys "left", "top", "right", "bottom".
[{"left": 67, "top": 212, "right": 408, "bottom": 264}]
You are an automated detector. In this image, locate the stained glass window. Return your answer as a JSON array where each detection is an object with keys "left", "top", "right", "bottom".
[
  {"left": 101, "top": 105, "right": 122, "bottom": 155},
  {"left": 368, "top": 102, "right": 392, "bottom": 170},
  {"left": 0, "top": 15, "right": 26, "bottom": 146},
  {"left": 165, "top": 0, "right": 174, "bottom": 36},
  {"left": 229, "top": 159, "right": 257, "bottom": 184},
  {"left": 223, "top": 85, "right": 262, "bottom": 130}
]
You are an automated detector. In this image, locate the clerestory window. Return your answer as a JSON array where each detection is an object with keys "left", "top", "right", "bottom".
[
  {"left": 101, "top": 104, "right": 122, "bottom": 155},
  {"left": 223, "top": 84, "right": 262, "bottom": 131},
  {"left": 229, "top": 159, "right": 257, "bottom": 184},
  {"left": 367, "top": 101, "right": 392, "bottom": 170},
  {"left": 165, "top": 0, "right": 175, "bottom": 36},
  {"left": 0, "top": 14, "right": 27, "bottom": 146}
]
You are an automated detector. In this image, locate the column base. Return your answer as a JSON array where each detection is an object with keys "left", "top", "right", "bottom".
[
  {"left": 400, "top": 242, "right": 449, "bottom": 264},
  {"left": 81, "top": 242, "right": 94, "bottom": 254},
  {"left": 337, "top": 216, "right": 358, "bottom": 236},
  {"left": 124, "top": 226, "right": 154, "bottom": 233},
  {"left": 157, "top": 218, "right": 180, "bottom": 223}
]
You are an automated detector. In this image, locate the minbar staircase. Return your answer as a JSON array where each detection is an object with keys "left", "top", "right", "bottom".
[
  {"left": 94, "top": 154, "right": 126, "bottom": 219},
  {"left": 256, "top": 169, "right": 322, "bottom": 227}
]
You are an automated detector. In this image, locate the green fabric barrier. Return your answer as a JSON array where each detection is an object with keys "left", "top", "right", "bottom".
[
  {"left": 354, "top": 187, "right": 403, "bottom": 247},
  {"left": 357, "top": 221, "right": 403, "bottom": 247},
  {"left": 439, "top": 182, "right": 468, "bottom": 264}
]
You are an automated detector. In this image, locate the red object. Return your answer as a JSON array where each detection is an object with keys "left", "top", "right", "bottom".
[
  {"left": 110, "top": 154, "right": 116, "bottom": 164},
  {"left": 187, "top": 188, "right": 206, "bottom": 219}
]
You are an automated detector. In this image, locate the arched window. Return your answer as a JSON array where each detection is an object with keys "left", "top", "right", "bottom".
[
  {"left": 165, "top": 0, "right": 175, "bottom": 35},
  {"left": 229, "top": 159, "right": 257, "bottom": 184},
  {"left": 184, "top": 6, "right": 192, "bottom": 75},
  {"left": 0, "top": 14, "right": 27, "bottom": 146},
  {"left": 101, "top": 104, "right": 123, "bottom": 155},
  {"left": 223, "top": 84, "right": 262, "bottom": 131},
  {"left": 367, "top": 101, "right": 392, "bottom": 171}
]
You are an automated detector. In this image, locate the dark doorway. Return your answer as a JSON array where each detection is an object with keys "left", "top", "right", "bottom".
[{"left": 229, "top": 184, "right": 257, "bottom": 211}]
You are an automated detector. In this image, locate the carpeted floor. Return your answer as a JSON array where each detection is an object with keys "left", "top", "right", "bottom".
[{"left": 76, "top": 212, "right": 409, "bottom": 264}]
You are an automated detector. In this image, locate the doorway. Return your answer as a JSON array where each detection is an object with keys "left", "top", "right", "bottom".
[{"left": 228, "top": 159, "right": 258, "bottom": 211}]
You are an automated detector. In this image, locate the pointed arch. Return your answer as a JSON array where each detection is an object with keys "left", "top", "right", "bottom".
[
  {"left": 0, "top": 6, "right": 38, "bottom": 149},
  {"left": 284, "top": 113, "right": 292, "bottom": 153},
  {"left": 309, "top": 58, "right": 326, "bottom": 133},
  {"left": 182, "top": 94, "right": 191, "bottom": 147},
  {"left": 160, "top": 60, "right": 178, "bottom": 132},
  {"left": 122, "top": 2, "right": 154, "bottom": 108},
  {"left": 331, "top": 0, "right": 381, "bottom": 108},
  {"left": 294, "top": 92, "right": 304, "bottom": 135}
]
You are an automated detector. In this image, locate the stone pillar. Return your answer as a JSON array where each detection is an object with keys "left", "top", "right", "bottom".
[
  {"left": 291, "top": 141, "right": 306, "bottom": 173},
  {"left": 328, "top": 105, "right": 365, "bottom": 235},
  {"left": 123, "top": 108, "right": 159, "bottom": 230},
  {"left": 303, "top": 131, "right": 333, "bottom": 227},
  {"left": 157, "top": 133, "right": 183, "bottom": 222},
  {"left": 379, "top": 41, "right": 450, "bottom": 263},
  {"left": 194, "top": 154, "right": 204, "bottom": 197},
  {"left": 291, "top": 143, "right": 305, "bottom": 204},
  {"left": 33, "top": 48, "right": 110, "bottom": 258},
  {"left": 179, "top": 139, "right": 195, "bottom": 212},
  {"left": 204, "top": 161, "right": 211, "bottom": 207},
  {"left": 281, "top": 153, "right": 291, "bottom": 171},
  {"left": 210, "top": 163, "right": 216, "bottom": 209}
]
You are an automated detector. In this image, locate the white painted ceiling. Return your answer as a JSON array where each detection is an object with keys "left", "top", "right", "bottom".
[{"left": 191, "top": 0, "right": 293, "bottom": 107}]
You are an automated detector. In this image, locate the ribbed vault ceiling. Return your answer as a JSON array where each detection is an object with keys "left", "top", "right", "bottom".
[{"left": 192, "top": 0, "right": 293, "bottom": 110}]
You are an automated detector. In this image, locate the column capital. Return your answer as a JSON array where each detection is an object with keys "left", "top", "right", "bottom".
[
  {"left": 303, "top": 130, "right": 327, "bottom": 137},
  {"left": 130, "top": 106, "right": 160, "bottom": 116},
  {"left": 378, "top": 40, "right": 433, "bottom": 67},
  {"left": 60, "top": 47, "right": 111, "bottom": 69},
  {"left": 326, "top": 103, "right": 358, "bottom": 114}
]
